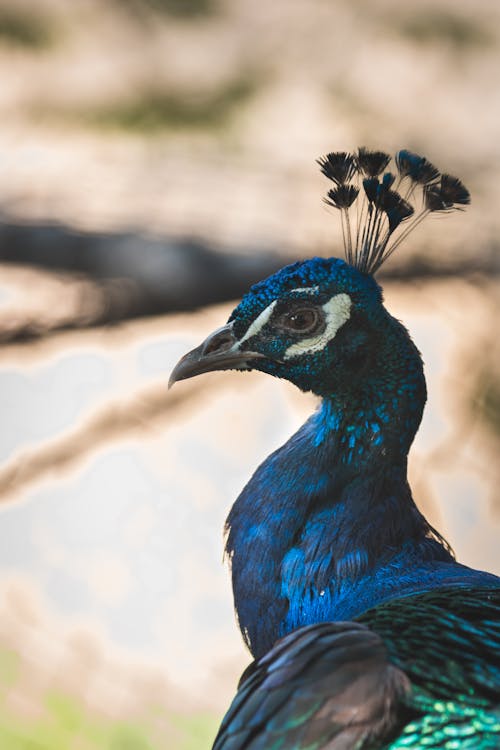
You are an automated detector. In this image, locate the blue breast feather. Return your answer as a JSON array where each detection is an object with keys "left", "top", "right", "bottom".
[{"left": 226, "top": 393, "right": 500, "bottom": 660}]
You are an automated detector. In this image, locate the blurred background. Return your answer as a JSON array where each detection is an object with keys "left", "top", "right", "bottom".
[{"left": 0, "top": 0, "right": 499, "bottom": 747}]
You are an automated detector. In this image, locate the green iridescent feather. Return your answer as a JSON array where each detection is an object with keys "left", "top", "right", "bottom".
[{"left": 213, "top": 587, "right": 500, "bottom": 749}]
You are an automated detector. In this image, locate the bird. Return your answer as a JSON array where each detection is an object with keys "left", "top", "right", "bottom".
[{"left": 169, "top": 149, "right": 500, "bottom": 749}]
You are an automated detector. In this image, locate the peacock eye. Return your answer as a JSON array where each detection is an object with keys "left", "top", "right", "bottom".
[{"left": 278, "top": 307, "right": 322, "bottom": 334}]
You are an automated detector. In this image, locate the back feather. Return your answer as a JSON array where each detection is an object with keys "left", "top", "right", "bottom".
[
  {"left": 213, "top": 621, "right": 410, "bottom": 750},
  {"left": 213, "top": 587, "right": 500, "bottom": 750}
]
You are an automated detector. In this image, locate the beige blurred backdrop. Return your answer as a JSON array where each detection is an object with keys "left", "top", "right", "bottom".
[{"left": 0, "top": 0, "right": 499, "bottom": 748}]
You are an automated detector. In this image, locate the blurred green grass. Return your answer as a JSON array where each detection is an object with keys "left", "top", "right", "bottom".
[
  {"left": 394, "top": 10, "right": 494, "bottom": 50},
  {"left": 119, "top": 0, "right": 218, "bottom": 20},
  {"left": 0, "top": 648, "right": 219, "bottom": 750},
  {"left": 78, "top": 76, "right": 259, "bottom": 133},
  {"left": 473, "top": 369, "right": 500, "bottom": 440},
  {"left": 29, "top": 73, "right": 260, "bottom": 134},
  {"left": 0, "top": 7, "right": 56, "bottom": 50}
]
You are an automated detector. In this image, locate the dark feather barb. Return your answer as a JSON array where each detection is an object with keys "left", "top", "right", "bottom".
[
  {"left": 382, "top": 172, "right": 396, "bottom": 189},
  {"left": 319, "top": 148, "right": 469, "bottom": 275},
  {"left": 357, "top": 148, "right": 391, "bottom": 177},
  {"left": 362, "top": 177, "right": 379, "bottom": 204},
  {"left": 424, "top": 184, "right": 451, "bottom": 212},
  {"left": 317, "top": 152, "right": 358, "bottom": 185},
  {"left": 382, "top": 191, "right": 414, "bottom": 232},
  {"left": 424, "top": 175, "right": 470, "bottom": 213},
  {"left": 439, "top": 174, "right": 471, "bottom": 206},
  {"left": 395, "top": 149, "right": 440, "bottom": 185},
  {"left": 324, "top": 185, "right": 359, "bottom": 209}
]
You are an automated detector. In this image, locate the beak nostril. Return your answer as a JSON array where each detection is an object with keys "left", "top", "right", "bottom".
[
  {"left": 169, "top": 322, "right": 263, "bottom": 388},
  {"left": 202, "top": 330, "right": 236, "bottom": 356}
]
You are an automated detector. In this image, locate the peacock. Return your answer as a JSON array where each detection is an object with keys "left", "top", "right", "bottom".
[{"left": 169, "top": 149, "right": 500, "bottom": 749}]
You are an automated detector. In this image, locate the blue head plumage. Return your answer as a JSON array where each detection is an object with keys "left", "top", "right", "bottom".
[{"left": 228, "top": 257, "right": 382, "bottom": 395}]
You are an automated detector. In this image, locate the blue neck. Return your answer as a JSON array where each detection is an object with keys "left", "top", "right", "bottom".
[{"left": 225, "top": 367, "right": 499, "bottom": 659}]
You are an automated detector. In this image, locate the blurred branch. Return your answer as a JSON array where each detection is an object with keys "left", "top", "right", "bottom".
[
  {"left": 0, "top": 377, "right": 223, "bottom": 503},
  {"left": 0, "top": 219, "right": 290, "bottom": 345},
  {"left": 0, "top": 219, "right": 498, "bottom": 347}
]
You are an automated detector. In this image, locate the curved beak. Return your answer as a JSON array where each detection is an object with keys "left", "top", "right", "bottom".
[{"left": 168, "top": 323, "right": 265, "bottom": 388}]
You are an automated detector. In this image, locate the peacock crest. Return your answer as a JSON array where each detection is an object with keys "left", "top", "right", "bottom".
[{"left": 318, "top": 148, "right": 470, "bottom": 275}]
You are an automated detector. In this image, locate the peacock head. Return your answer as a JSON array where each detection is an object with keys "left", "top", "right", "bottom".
[
  {"left": 170, "top": 149, "right": 469, "bottom": 402},
  {"left": 170, "top": 256, "right": 388, "bottom": 398}
]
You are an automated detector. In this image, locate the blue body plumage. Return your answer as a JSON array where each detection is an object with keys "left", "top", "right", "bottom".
[
  {"left": 169, "top": 149, "right": 500, "bottom": 749},
  {"left": 224, "top": 256, "right": 498, "bottom": 659}
]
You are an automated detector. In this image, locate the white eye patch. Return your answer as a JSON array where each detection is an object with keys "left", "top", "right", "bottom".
[
  {"left": 284, "top": 293, "right": 352, "bottom": 360},
  {"left": 236, "top": 287, "right": 319, "bottom": 347},
  {"left": 238, "top": 299, "right": 278, "bottom": 345}
]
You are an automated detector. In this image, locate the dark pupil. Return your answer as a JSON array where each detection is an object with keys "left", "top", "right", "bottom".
[{"left": 289, "top": 309, "right": 316, "bottom": 330}]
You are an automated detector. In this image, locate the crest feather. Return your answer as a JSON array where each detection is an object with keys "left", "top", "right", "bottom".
[{"left": 319, "top": 148, "right": 470, "bottom": 274}]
